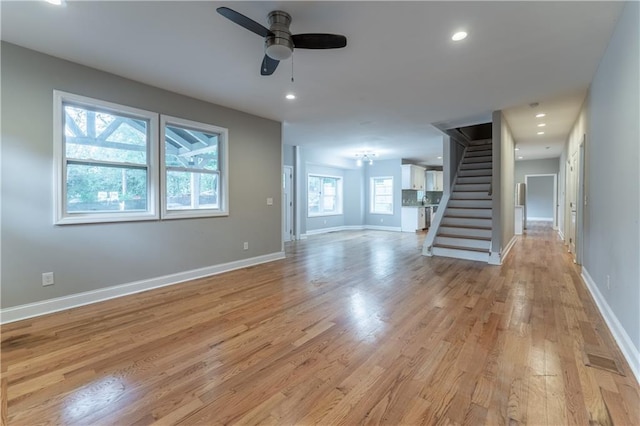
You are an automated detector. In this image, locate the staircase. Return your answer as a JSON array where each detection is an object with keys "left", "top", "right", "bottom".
[{"left": 432, "top": 139, "right": 493, "bottom": 262}]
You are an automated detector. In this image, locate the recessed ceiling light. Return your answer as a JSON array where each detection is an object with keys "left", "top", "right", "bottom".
[
  {"left": 518, "top": 156, "right": 524, "bottom": 159},
  {"left": 437, "top": 156, "right": 442, "bottom": 159},
  {"left": 44, "top": 0, "right": 64, "bottom": 4},
  {"left": 535, "top": 113, "right": 546, "bottom": 118},
  {"left": 285, "top": 93, "right": 296, "bottom": 100},
  {"left": 537, "top": 123, "right": 546, "bottom": 127},
  {"left": 515, "top": 148, "right": 520, "bottom": 151},
  {"left": 537, "top": 131, "right": 545, "bottom": 135},
  {"left": 451, "top": 31, "right": 468, "bottom": 41}
]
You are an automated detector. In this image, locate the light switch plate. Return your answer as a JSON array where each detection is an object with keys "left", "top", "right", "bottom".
[{"left": 267, "top": 197, "right": 273, "bottom": 205}]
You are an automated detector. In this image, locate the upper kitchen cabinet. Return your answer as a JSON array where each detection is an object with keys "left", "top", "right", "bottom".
[
  {"left": 401, "top": 164, "right": 426, "bottom": 190},
  {"left": 426, "top": 170, "right": 444, "bottom": 191}
]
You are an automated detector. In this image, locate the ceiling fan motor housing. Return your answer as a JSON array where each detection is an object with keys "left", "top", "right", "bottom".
[{"left": 265, "top": 10, "right": 293, "bottom": 60}]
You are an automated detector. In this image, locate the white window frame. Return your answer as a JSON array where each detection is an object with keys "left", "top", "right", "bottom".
[
  {"left": 53, "top": 90, "right": 159, "bottom": 225},
  {"left": 307, "top": 174, "right": 343, "bottom": 217},
  {"left": 160, "top": 115, "right": 229, "bottom": 219},
  {"left": 370, "top": 176, "right": 394, "bottom": 215}
]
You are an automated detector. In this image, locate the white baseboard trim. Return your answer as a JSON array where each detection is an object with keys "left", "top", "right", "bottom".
[
  {"left": 304, "top": 225, "right": 401, "bottom": 236},
  {"left": 581, "top": 268, "right": 640, "bottom": 384},
  {"left": 364, "top": 225, "right": 402, "bottom": 232},
  {"left": 0, "top": 252, "right": 285, "bottom": 325},
  {"left": 557, "top": 229, "right": 565, "bottom": 241},
  {"left": 527, "top": 217, "right": 553, "bottom": 222},
  {"left": 501, "top": 235, "right": 518, "bottom": 263}
]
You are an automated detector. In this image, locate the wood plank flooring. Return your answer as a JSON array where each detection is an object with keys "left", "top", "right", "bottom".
[{"left": 1, "top": 223, "right": 638, "bottom": 425}]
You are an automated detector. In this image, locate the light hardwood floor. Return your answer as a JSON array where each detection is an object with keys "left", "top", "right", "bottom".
[{"left": 2, "top": 224, "right": 638, "bottom": 425}]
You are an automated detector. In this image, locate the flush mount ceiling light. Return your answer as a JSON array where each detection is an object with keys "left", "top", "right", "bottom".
[
  {"left": 537, "top": 131, "right": 545, "bottom": 135},
  {"left": 451, "top": 31, "right": 468, "bottom": 41},
  {"left": 537, "top": 123, "right": 546, "bottom": 127},
  {"left": 285, "top": 93, "right": 296, "bottom": 100},
  {"left": 536, "top": 113, "right": 546, "bottom": 118},
  {"left": 355, "top": 152, "right": 376, "bottom": 166}
]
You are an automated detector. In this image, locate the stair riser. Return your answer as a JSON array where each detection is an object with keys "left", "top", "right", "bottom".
[
  {"left": 435, "top": 236, "right": 491, "bottom": 250},
  {"left": 448, "top": 199, "right": 493, "bottom": 209},
  {"left": 446, "top": 208, "right": 492, "bottom": 218},
  {"left": 465, "top": 149, "right": 493, "bottom": 158},
  {"left": 460, "top": 162, "right": 492, "bottom": 170},
  {"left": 458, "top": 169, "right": 493, "bottom": 177},
  {"left": 456, "top": 176, "right": 491, "bottom": 184},
  {"left": 439, "top": 226, "right": 492, "bottom": 238},
  {"left": 451, "top": 191, "right": 492, "bottom": 200},
  {"left": 432, "top": 246, "right": 490, "bottom": 262},
  {"left": 468, "top": 140, "right": 492, "bottom": 147},
  {"left": 442, "top": 217, "right": 492, "bottom": 228},
  {"left": 455, "top": 183, "right": 491, "bottom": 192},
  {"left": 463, "top": 156, "right": 493, "bottom": 164}
]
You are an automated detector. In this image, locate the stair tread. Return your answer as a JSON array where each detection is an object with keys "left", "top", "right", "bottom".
[
  {"left": 440, "top": 224, "right": 492, "bottom": 230},
  {"left": 433, "top": 244, "right": 490, "bottom": 253},
  {"left": 447, "top": 206, "right": 492, "bottom": 210},
  {"left": 444, "top": 214, "right": 492, "bottom": 219},
  {"left": 437, "top": 233, "right": 491, "bottom": 241}
]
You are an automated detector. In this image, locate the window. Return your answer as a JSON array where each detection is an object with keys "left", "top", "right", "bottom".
[
  {"left": 54, "top": 91, "right": 158, "bottom": 224},
  {"left": 308, "top": 175, "right": 343, "bottom": 216},
  {"left": 370, "top": 176, "right": 394, "bottom": 214},
  {"left": 161, "top": 116, "right": 228, "bottom": 219}
]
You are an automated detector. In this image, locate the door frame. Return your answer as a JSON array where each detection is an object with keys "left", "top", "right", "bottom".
[
  {"left": 524, "top": 173, "right": 558, "bottom": 229},
  {"left": 283, "top": 165, "right": 294, "bottom": 243}
]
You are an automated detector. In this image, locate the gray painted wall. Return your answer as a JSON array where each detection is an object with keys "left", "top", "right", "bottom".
[
  {"left": 526, "top": 175, "right": 554, "bottom": 220},
  {"left": 515, "top": 158, "right": 559, "bottom": 184},
  {"left": 365, "top": 159, "right": 402, "bottom": 228},
  {"left": 491, "top": 111, "right": 515, "bottom": 258},
  {"left": 584, "top": 2, "right": 639, "bottom": 353},
  {"left": 283, "top": 144, "right": 295, "bottom": 166},
  {"left": 1, "top": 43, "right": 282, "bottom": 308},
  {"left": 344, "top": 169, "right": 365, "bottom": 226}
]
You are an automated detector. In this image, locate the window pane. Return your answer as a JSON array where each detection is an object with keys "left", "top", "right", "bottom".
[
  {"left": 64, "top": 104, "right": 148, "bottom": 164},
  {"left": 66, "top": 163, "right": 147, "bottom": 212},
  {"left": 372, "top": 177, "right": 393, "bottom": 214},
  {"left": 308, "top": 176, "right": 321, "bottom": 214},
  {"left": 166, "top": 170, "right": 219, "bottom": 210},
  {"left": 165, "top": 125, "right": 219, "bottom": 171}
]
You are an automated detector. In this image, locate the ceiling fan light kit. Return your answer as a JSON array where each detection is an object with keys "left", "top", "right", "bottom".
[{"left": 216, "top": 7, "right": 347, "bottom": 76}]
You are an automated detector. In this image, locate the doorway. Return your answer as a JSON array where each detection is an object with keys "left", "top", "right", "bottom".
[
  {"left": 525, "top": 174, "right": 558, "bottom": 228},
  {"left": 283, "top": 166, "right": 294, "bottom": 242}
]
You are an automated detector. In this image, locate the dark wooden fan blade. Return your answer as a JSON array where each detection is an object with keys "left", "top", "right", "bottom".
[
  {"left": 217, "top": 7, "right": 273, "bottom": 38},
  {"left": 261, "top": 55, "right": 280, "bottom": 76},
  {"left": 292, "top": 34, "right": 347, "bottom": 49}
]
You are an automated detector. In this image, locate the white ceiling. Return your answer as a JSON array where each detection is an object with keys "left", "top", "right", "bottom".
[{"left": 1, "top": 1, "right": 623, "bottom": 168}]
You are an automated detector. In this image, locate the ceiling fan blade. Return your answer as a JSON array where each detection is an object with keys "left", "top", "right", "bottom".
[
  {"left": 261, "top": 55, "right": 279, "bottom": 76},
  {"left": 216, "top": 7, "right": 273, "bottom": 38},
  {"left": 292, "top": 34, "right": 347, "bottom": 49}
]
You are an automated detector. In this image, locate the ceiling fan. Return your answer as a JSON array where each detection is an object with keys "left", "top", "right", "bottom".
[{"left": 217, "top": 7, "right": 347, "bottom": 76}]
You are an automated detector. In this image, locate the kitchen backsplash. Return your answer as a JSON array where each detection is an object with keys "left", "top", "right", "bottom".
[{"left": 402, "top": 190, "right": 443, "bottom": 206}]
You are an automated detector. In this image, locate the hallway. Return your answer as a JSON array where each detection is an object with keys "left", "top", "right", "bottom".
[{"left": 2, "top": 225, "right": 638, "bottom": 424}]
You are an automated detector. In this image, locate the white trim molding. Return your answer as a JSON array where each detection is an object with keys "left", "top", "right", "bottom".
[
  {"left": 582, "top": 268, "right": 640, "bottom": 384},
  {"left": 0, "top": 252, "right": 285, "bottom": 324},
  {"left": 302, "top": 225, "right": 402, "bottom": 238}
]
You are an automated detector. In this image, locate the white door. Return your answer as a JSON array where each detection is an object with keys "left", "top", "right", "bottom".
[
  {"left": 568, "top": 151, "right": 578, "bottom": 255},
  {"left": 283, "top": 166, "right": 294, "bottom": 242}
]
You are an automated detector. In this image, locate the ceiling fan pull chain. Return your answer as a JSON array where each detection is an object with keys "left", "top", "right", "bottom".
[{"left": 291, "top": 52, "right": 295, "bottom": 83}]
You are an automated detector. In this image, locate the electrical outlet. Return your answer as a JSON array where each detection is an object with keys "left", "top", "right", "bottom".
[
  {"left": 380, "top": 218, "right": 384, "bottom": 223},
  {"left": 606, "top": 275, "right": 611, "bottom": 290},
  {"left": 243, "top": 242, "right": 249, "bottom": 250},
  {"left": 42, "top": 272, "right": 54, "bottom": 287},
  {"left": 323, "top": 220, "right": 327, "bottom": 225}
]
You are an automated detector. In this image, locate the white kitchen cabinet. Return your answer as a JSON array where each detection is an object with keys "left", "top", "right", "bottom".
[
  {"left": 401, "top": 207, "right": 427, "bottom": 232},
  {"left": 401, "top": 164, "right": 426, "bottom": 190},
  {"left": 426, "top": 170, "right": 444, "bottom": 191}
]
